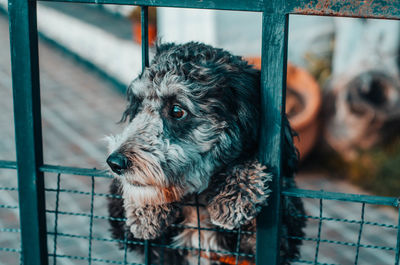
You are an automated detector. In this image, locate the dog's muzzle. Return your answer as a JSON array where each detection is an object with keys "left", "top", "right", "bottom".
[{"left": 107, "top": 152, "right": 129, "bottom": 175}]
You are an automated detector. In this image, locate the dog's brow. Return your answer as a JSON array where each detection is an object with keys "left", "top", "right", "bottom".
[
  {"left": 145, "top": 90, "right": 159, "bottom": 100},
  {"left": 142, "top": 97, "right": 162, "bottom": 110},
  {"left": 157, "top": 86, "right": 177, "bottom": 99}
]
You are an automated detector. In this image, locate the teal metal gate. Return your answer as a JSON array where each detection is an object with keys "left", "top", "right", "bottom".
[{"left": 1, "top": 0, "right": 400, "bottom": 265}]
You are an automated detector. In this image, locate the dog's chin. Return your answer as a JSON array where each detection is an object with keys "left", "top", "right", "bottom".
[
  {"left": 125, "top": 180, "right": 148, "bottom": 187},
  {"left": 120, "top": 177, "right": 184, "bottom": 206}
]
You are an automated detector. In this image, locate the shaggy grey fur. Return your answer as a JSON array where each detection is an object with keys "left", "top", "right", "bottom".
[
  {"left": 206, "top": 160, "right": 272, "bottom": 230},
  {"left": 107, "top": 42, "right": 305, "bottom": 264}
]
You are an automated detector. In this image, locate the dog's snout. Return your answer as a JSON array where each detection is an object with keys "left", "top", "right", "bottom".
[{"left": 107, "top": 152, "right": 129, "bottom": 175}]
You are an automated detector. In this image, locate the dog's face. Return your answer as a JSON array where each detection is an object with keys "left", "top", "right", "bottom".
[{"left": 106, "top": 42, "right": 260, "bottom": 206}]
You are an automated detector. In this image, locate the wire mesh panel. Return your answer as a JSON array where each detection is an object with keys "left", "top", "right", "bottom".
[
  {"left": 40, "top": 165, "right": 257, "bottom": 265},
  {"left": 4, "top": 0, "right": 400, "bottom": 265},
  {"left": 0, "top": 164, "right": 21, "bottom": 265},
  {"left": 283, "top": 190, "right": 400, "bottom": 265},
  {"left": 4, "top": 161, "right": 400, "bottom": 265},
  {"left": 43, "top": 168, "right": 132, "bottom": 265},
  {"left": 3, "top": 163, "right": 400, "bottom": 265}
]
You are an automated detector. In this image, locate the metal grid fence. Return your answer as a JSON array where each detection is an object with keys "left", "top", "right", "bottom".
[
  {"left": 284, "top": 190, "right": 400, "bottom": 264},
  {"left": 1, "top": 0, "right": 400, "bottom": 265},
  {"left": 2, "top": 161, "right": 400, "bottom": 264}
]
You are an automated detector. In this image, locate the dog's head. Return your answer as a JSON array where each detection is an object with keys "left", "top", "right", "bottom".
[{"left": 106, "top": 42, "right": 260, "bottom": 206}]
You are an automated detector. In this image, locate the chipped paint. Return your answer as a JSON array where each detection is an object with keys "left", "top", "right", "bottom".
[{"left": 290, "top": 0, "right": 400, "bottom": 20}]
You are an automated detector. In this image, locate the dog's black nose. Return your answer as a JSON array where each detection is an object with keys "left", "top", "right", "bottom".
[{"left": 107, "top": 152, "right": 129, "bottom": 175}]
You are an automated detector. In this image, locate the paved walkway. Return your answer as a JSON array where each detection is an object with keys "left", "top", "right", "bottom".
[{"left": 0, "top": 14, "right": 398, "bottom": 265}]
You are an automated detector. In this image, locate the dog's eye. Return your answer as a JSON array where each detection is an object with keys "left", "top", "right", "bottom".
[{"left": 170, "top": 105, "right": 187, "bottom": 120}]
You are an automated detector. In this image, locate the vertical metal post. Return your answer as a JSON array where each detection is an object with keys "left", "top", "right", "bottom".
[
  {"left": 141, "top": 6, "right": 149, "bottom": 68},
  {"left": 140, "top": 6, "right": 151, "bottom": 265},
  {"left": 256, "top": 2, "right": 288, "bottom": 264},
  {"left": 144, "top": 240, "right": 150, "bottom": 265},
  {"left": 354, "top": 203, "right": 365, "bottom": 265},
  {"left": 395, "top": 203, "right": 400, "bottom": 265},
  {"left": 314, "top": 199, "right": 324, "bottom": 264},
  {"left": 8, "top": 0, "right": 48, "bottom": 264}
]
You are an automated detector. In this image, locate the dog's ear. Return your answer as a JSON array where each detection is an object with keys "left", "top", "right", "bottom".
[
  {"left": 119, "top": 82, "right": 142, "bottom": 123},
  {"left": 155, "top": 41, "right": 176, "bottom": 55},
  {"left": 229, "top": 67, "right": 261, "bottom": 155},
  {"left": 282, "top": 115, "right": 299, "bottom": 179},
  {"left": 201, "top": 59, "right": 262, "bottom": 160}
]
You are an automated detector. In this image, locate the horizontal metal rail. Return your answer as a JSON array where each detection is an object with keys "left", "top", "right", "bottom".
[
  {"left": 2, "top": 160, "right": 398, "bottom": 207},
  {"left": 283, "top": 188, "right": 400, "bottom": 207},
  {"left": 38, "top": 0, "right": 264, "bottom": 11},
  {"left": 40, "top": 164, "right": 110, "bottom": 177},
  {"left": 36, "top": 0, "right": 400, "bottom": 19},
  {"left": 0, "top": 160, "right": 17, "bottom": 169},
  {"left": 2, "top": 161, "right": 399, "bottom": 205},
  {"left": 47, "top": 253, "right": 141, "bottom": 265},
  {"left": 286, "top": 235, "right": 397, "bottom": 251}
]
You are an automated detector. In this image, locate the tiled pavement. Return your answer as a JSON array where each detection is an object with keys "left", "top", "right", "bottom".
[
  {"left": 0, "top": 12, "right": 128, "bottom": 265},
  {"left": 0, "top": 13, "right": 398, "bottom": 265}
]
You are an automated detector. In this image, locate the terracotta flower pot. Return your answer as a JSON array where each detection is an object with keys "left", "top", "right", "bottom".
[
  {"left": 245, "top": 57, "right": 321, "bottom": 160},
  {"left": 133, "top": 23, "right": 157, "bottom": 46},
  {"left": 130, "top": 7, "right": 157, "bottom": 46},
  {"left": 286, "top": 63, "right": 321, "bottom": 159}
]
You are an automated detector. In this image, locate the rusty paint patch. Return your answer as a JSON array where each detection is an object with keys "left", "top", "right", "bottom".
[{"left": 291, "top": 0, "right": 400, "bottom": 20}]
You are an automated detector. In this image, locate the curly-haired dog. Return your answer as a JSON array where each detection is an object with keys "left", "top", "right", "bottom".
[{"left": 106, "top": 42, "right": 305, "bottom": 264}]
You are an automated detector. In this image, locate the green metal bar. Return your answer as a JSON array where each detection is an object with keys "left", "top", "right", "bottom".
[
  {"left": 48, "top": 253, "right": 142, "bottom": 265},
  {"left": 0, "top": 160, "right": 17, "bottom": 169},
  {"left": 140, "top": 6, "right": 151, "bottom": 264},
  {"left": 40, "top": 164, "right": 110, "bottom": 177},
  {"left": 52, "top": 173, "right": 61, "bottom": 265},
  {"left": 87, "top": 175, "right": 95, "bottom": 265},
  {"left": 20, "top": 162, "right": 400, "bottom": 206},
  {"left": 289, "top": 213, "right": 397, "bottom": 229},
  {"left": 354, "top": 203, "right": 365, "bottom": 265},
  {"left": 123, "top": 230, "right": 129, "bottom": 265},
  {"left": 141, "top": 6, "right": 149, "bottom": 68},
  {"left": 0, "top": 247, "right": 22, "bottom": 253},
  {"left": 46, "top": 231, "right": 145, "bottom": 246},
  {"left": 8, "top": 0, "right": 49, "bottom": 264},
  {"left": 256, "top": 2, "right": 288, "bottom": 263},
  {"left": 36, "top": 0, "right": 400, "bottom": 19},
  {"left": 283, "top": 188, "right": 400, "bottom": 207},
  {"left": 37, "top": 0, "right": 264, "bottom": 12},
  {"left": 148, "top": 242, "right": 254, "bottom": 257},
  {"left": 313, "top": 199, "right": 323, "bottom": 264},
  {"left": 395, "top": 205, "right": 400, "bottom": 265},
  {"left": 144, "top": 240, "right": 150, "bottom": 265},
  {"left": 195, "top": 195, "right": 201, "bottom": 265},
  {"left": 286, "top": 235, "right": 396, "bottom": 251}
]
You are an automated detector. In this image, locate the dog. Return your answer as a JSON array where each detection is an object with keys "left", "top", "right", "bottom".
[{"left": 106, "top": 42, "right": 305, "bottom": 264}]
